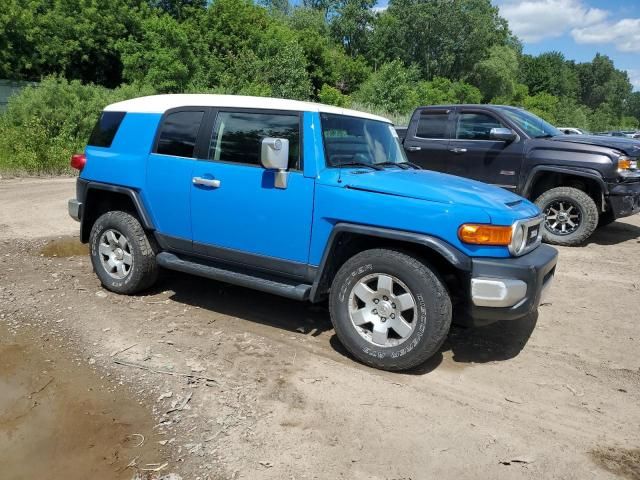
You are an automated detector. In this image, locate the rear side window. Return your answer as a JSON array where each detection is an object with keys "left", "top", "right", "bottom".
[
  {"left": 208, "top": 111, "right": 300, "bottom": 169},
  {"left": 416, "top": 111, "right": 449, "bottom": 139},
  {"left": 88, "top": 111, "right": 126, "bottom": 147},
  {"left": 156, "top": 110, "right": 205, "bottom": 158}
]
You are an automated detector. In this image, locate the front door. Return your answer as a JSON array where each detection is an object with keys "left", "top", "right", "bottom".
[
  {"left": 447, "top": 110, "right": 524, "bottom": 191},
  {"left": 190, "top": 109, "right": 315, "bottom": 274}
]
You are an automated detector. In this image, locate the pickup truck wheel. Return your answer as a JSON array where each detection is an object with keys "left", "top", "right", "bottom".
[
  {"left": 329, "top": 249, "right": 452, "bottom": 371},
  {"left": 535, "top": 187, "right": 599, "bottom": 246},
  {"left": 89, "top": 211, "right": 158, "bottom": 294}
]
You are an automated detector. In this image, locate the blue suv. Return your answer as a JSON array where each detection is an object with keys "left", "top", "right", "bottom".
[{"left": 68, "top": 94, "right": 557, "bottom": 371}]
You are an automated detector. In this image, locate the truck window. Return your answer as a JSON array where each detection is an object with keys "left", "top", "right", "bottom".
[
  {"left": 416, "top": 112, "right": 449, "bottom": 139},
  {"left": 156, "top": 110, "right": 205, "bottom": 158},
  {"left": 455, "top": 113, "right": 503, "bottom": 141},
  {"left": 208, "top": 111, "right": 300, "bottom": 169},
  {"left": 88, "top": 111, "right": 126, "bottom": 147}
]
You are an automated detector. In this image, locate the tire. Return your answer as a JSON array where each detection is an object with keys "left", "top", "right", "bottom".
[
  {"left": 535, "top": 187, "right": 599, "bottom": 246},
  {"left": 89, "top": 210, "right": 159, "bottom": 294},
  {"left": 329, "top": 248, "right": 452, "bottom": 371}
]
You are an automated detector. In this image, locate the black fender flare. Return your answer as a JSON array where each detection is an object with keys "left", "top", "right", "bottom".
[
  {"left": 522, "top": 166, "right": 608, "bottom": 199},
  {"left": 309, "top": 222, "right": 471, "bottom": 303},
  {"left": 80, "top": 180, "right": 155, "bottom": 241}
]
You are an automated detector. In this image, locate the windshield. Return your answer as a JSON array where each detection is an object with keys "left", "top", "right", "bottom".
[
  {"left": 499, "top": 107, "right": 561, "bottom": 139},
  {"left": 320, "top": 113, "right": 408, "bottom": 167}
]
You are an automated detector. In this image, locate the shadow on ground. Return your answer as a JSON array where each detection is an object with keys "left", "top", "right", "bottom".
[
  {"left": 151, "top": 270, "right": 537, "bottom": 375},
  {"left": 587, "top": 220, "right": 640, "bottom": 246}
]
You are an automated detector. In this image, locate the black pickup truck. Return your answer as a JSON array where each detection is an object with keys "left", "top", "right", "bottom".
[{"left": 397, "top": 105, "right": 640, "bottom": 246}]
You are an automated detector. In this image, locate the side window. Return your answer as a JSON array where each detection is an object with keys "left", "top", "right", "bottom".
[
  {"left": 456, "top": 113, "right": 504, "bottom": 140},
  {"left": 156, "top": 110, "right": 205, "bottom": 158},
  {"left": 88, "top": 111, "right": 126, "bottom": 147},
  {"left": 415, "top": 111, "right": 449, "bottom": 139},
  {"left": 209, "top": 111, "right": 300, "bottom": 169}
]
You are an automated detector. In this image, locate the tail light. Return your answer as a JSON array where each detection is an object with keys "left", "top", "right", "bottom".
[{"left": 70, "top": 153, "right": 86, "bottom": 170}]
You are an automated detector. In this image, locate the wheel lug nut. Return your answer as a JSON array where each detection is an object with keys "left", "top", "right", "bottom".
[
  {"left": 390, "top": 314, "right": 395, "bottom": 319},
  {"left": 383, "top": 296, "right": 388, "bottom": 301},
  {"left": 373, "top": 299, "right": 379, "bottom": 304},
  {"left": 391, "top": 303, "right": 396, "bottom": 309},
  {"left": 372, "top": 309, "right": 377, "bottom": 314},
  {"left": 381, "top": 317, "right": 386, "bottom": 322}
]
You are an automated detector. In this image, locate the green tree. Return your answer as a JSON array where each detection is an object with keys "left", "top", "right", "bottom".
[
  {"left": 415, "top": 77, "right": 482, "bottom": 105},
  {"left": 519, "top": 52, "right": 579, "bottom": 99},
  {"left": 318, "top": 84, "right": 350, "bottom": 106},
  {"left": 472, "top": 45, "right": 519, "bottom": 101},
  {"left": 330, "top": 0, "right": 376, "bottom": 57},
  {"left": 117, "top": 14, "right": 197, "bottom": 92},
  {"left": 370, "top": 0, "right": 513, "bottom": 80},
  {"left": 352, "top": 60, "right": 419, "bottom": 113}
]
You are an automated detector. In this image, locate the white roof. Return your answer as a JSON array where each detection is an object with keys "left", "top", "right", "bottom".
[{"left": 104, "top": 94, "right": 391, "bottom": 123}]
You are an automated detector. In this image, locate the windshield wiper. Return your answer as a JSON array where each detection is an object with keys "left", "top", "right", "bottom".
[
  {"left": 336, "top": 161, "right": 383, "bottom": 171},
  {"left": 377, "top": 161, "right": 409, "bottom": 169}
]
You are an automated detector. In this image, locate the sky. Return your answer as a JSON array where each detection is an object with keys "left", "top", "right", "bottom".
[{"left": 372, "top": 0, "right": 640, "bottom": 90}]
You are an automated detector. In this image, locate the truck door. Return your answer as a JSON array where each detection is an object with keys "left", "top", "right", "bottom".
[
  {"left": 403, "top": 109, "right": 453, "bottom": 174},
  {"left": 190, "top": 109, "right": 315, "bottom": 272},
  {"left": 447, "top": 109, "right": 524, "bottom": 191}
]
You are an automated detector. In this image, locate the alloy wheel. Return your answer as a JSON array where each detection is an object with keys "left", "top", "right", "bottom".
[{"left": 348, "top": 273, "right": 417, "bottom": 347}]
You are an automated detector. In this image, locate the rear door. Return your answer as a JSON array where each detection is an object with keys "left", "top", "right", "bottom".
[
  {"left": 190, "top": 109, "right": 315, "bottom": 274},
  {"left": 146, "top": 108, "right": 206, "bottom": 244},
  {"left": 403, "top": 109, "right": 454, "bottom": 173},
  {"left": 447, "top": 109, "right": 524, "bottom": 190}
]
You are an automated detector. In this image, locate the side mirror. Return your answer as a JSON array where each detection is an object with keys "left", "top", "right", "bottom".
[
  {"left": 261, "top": 138, "right": 289, "bottom": 189},
  {"left": 490, "top": 127, "right": 517, "bottom": 142}
]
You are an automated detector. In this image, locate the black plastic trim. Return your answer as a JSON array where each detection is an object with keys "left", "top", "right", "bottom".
[
  {"left": 309, "top": 223, "right": 472, "bottom": 302},
  {"left": 157, "top": 252, "right": 312, "bottom": 301},
  {"left": 464, "top": 244, "right": 558, "bottom": 323},
  {"left": 154, "top": 233, "right": 317, "bottom": 282},
  {"left": 521, "top": 165, "right": 608, "bottom": 198}
]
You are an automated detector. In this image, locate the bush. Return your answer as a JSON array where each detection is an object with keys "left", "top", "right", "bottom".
[
  {"left": 0, "top": 77, "right": 155, "bottom": 174},
  {"left": 318, "top": 84, "right": 349, "bottom": 107}
]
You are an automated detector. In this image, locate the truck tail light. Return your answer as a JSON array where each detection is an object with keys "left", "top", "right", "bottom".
[
  {"left": 70, "top": 153, "right": 86, "bottom": 171},
  {"left": 458, "top": 224, "right": 512, "bottom": 246}
]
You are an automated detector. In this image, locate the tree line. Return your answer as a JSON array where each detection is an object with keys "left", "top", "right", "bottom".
[{"left": 1, "top": 0, "right": 638, "bottom": 173}]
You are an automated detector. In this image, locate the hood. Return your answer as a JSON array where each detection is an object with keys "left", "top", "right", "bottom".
[
  {"left": 549, "top": 135, "right": 640, "bottom": 157},
  {"left": 341, "top": 168, "right": 539, "bottom": 220}
]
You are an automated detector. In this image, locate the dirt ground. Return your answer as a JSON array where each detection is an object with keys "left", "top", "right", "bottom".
[{"left": 0, "top": 177, "right": 639, "bottom": 480}]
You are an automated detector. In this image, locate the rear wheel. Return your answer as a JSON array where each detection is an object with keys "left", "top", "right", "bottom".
[
  {"left": 89, "top": 211, "right": 159, "bottom": 294},
  {"left": 535, "top": 187, "right": 599, "bottom": 246},
  {"left": 329, "top": 249, "right": 451, "bottom": 371}
]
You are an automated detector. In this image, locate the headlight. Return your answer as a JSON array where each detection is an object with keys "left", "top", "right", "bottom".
[
  {"left": 459, "top": 216, "right": 543, "bottom": 256},
  {"left": 458, "top": 224, "right": 512, "bottom": 246},
  {"left": 618, "top": 156, "right": 638, "bottom": 172}
]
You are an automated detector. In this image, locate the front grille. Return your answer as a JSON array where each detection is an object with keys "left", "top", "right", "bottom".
[{"left": 511, "top": 215, "right": 543, "bottom": 256}]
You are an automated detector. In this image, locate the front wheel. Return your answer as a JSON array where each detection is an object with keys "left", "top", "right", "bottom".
[
  {"left": 535, "top": 187, "right": 599, "bottom": 246},
  {"left": 329, "top": 249, "right": 452, "bottom": 371},
  {"left": 89, "top": 210, "right": 159, "bottom": 294}
]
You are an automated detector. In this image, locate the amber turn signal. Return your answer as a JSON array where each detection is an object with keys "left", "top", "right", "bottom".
[
  {"left": 618, "top": 156, "right": 638, "bottom": 171},
  {"left": 458, "top": 224, "right": 513, "bottom": 246}
]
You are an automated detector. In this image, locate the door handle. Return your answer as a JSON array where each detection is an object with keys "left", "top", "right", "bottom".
[
  {"left": 406, "top": 146, "right": 422, "bottom": 152},
  {"left": 449, "top": 147, "right": 467, "bottom": 154},
  {"left": 193, "top": 177, "right": 221, "bottom": 188}
]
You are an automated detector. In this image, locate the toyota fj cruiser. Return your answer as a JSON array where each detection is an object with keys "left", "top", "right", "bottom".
[{"left": 69, "top": 95, "right": 557, "bottom": 371}]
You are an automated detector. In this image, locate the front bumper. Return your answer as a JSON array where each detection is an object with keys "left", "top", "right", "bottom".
[
  {"left": 607, "top": 180, "right": 640, "bottom": 219},
  {"left": 68, "top": 199, "right": 82, "bottom": 222},
  {"left": 460, "top": 244, "right": 558, "bottom": 325}
]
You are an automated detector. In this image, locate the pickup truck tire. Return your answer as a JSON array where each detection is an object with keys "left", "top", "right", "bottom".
[
  {"left": 89, "top": 210, "right": 159, "bottom": 294},
  {"left": 535, "top": 187, "right": 599, "bottom": 246},
  {"left": 329, "top": 249, "right": 452, "bottom": 371}
]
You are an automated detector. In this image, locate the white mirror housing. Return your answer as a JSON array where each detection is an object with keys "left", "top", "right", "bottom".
[{"left": 261, "top": 138, "right": 289, "bottom": 171}]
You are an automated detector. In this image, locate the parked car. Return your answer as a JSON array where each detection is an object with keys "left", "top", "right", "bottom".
[
  {"left": 397, "top": 105, "right": 640, "bottom": 246},
  {"left": 68, "top": 94, "right": 557, "bottom": 371},
  {"left": 557, "top": 127, "right": 589, "bottom": 135}
]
